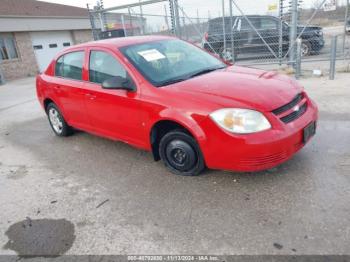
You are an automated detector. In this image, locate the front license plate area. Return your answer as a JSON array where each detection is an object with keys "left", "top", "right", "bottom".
[{"left": 303, "top": 121, "right": 316, "bottom": 143}]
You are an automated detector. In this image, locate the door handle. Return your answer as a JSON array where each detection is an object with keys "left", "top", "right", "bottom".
[{"left": 86, "top": 93, "right": 96, "bottom": 100}]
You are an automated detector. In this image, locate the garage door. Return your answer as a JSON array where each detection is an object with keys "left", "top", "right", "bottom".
[{"left": 31, "top": 31, "right": 73, "bottom": 72}]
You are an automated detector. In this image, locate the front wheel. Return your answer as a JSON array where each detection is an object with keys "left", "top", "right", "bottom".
[
  {"left": 159, "top": 130, "right": 205, "bottom": 176},
  {"left": 301, "top": 41, "right": 311, "bottom": 57},
  {"left": 219, "top": 47, "right": 238, "bottom": 62}
]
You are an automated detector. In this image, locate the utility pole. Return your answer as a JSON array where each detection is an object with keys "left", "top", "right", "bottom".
[{"left": 289, "top": 0, "right": 298, "bottom": 67}]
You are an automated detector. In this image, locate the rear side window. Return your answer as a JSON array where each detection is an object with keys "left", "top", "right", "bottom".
[
  {"left": 241, "top": 18, "right": 260, "bottom": 31},
  {"left": 260, "top": 18, "right": 278, "bottom": 30},
  {"left": 89, "top": 51, "right": 127, "bottom": 84},
  {"left": 55, "top": 51, "right": 84, "bottom": 80}
]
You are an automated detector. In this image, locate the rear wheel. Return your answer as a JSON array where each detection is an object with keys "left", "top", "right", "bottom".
[
  {"left": 46, "top": 103, "right": 73, "bottom": 137},
  {"left": 159, "top": 130, "right": 205, "bottom": 176}
]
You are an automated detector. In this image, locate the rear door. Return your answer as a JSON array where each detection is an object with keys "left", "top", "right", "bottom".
[
  {"left": 238, "top": 17, "right": 261, "bottom": 54},
  {"left": 52, "top": 50, "right": 90, "bottom": 129},
  {"left": 256, "top": 16, "right": 279, "bottom": 54}
]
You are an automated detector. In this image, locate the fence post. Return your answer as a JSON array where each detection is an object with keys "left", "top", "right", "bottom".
[
  {"left": 343, "top": 0, "right": 349, "bottom": 53},
  {"left": 98, "top": 0, "right": 107, "bottom": 32},
  {"left": 128, "top": 7, "right": 133, "bottom": 36},
  {"left": 278, "top": 0, "right": 284, "bottom": 65},
  {"left": 87, "top": 4, "right": 98, "bottom": 40},
  {"left": 289, "top": 0, "right": 298, "bottom": 67},
  {"left": 0, "top": 66, "right": 5, "bottom": 85},
  {"left": 164, "top": 4, "right": 170, "bottom": 31},
  {"left": 222, "top": 0, "right": 226, "bottom": 55},
  {"left": 182, "top": 16, "right": 188, "bottom": 40},
  {"left": 295, "top": 38, "right": 302, "bottom": 79},
  {"left": 121, "top": 15, "right": 127, "bottom": 37},
  {"left": 329, "top": 35, "right": 338, "bottom": 80},
  {"left": 174, "top": 0, "right": 182, "bottom": 38},
  {"left": 169, "top": 0, "right": 176, "bottom": 35},
  {"left": 139, "top": 0, "right": 145, "bottom": 34},
  {"left": 229, "top": 0, "right": 235, "bottom": 62}
]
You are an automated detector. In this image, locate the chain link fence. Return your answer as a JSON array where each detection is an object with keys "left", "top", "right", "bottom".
[{"left": 88, "top": 0, "right": 350, "bottom": 79}]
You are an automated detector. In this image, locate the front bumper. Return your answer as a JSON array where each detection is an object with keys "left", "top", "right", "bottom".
[
  {"left": 197, "top": 97, "right": 318, "bottom": 172},
  {"left": 310, "top": 37, "right": 325, "bottom": 51}
]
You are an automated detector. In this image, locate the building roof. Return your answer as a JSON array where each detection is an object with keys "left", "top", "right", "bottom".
[{"left": 0, "top": 0, "right": 88, "bottom": 17}]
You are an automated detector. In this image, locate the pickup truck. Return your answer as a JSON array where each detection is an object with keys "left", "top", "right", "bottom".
[{"left": 203, "top": 15, "right": 325, "bottom": 60}]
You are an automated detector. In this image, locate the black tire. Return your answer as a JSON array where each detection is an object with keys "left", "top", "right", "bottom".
[
  {"left": 159, "top": 130, "right": 205, "bottom": 176},
  {"left": 46, "top": 103, "right": 73, "bottom": 137}
]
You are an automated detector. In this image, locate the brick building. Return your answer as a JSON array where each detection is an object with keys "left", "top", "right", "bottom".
[{"left": 0, "top": 0, "right": 94, "bottom": 81}]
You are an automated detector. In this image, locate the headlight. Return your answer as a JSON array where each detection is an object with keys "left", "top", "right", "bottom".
[
  {"left": 316, "top": 30, "right": 323, "bottom": 37},
  {"left": 209, "top": 108, "right": 271, "bottom": 134}
]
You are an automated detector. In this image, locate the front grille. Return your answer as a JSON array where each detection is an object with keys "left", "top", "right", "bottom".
[
  {"left": 237, "top": 150, "right": 289, "bottom": 167},
  {"left": 280, "top": 102, "right": 307, "bottom": 123},
  {"left": 272, "top": 93, "right": 303, "bottom": 115}
]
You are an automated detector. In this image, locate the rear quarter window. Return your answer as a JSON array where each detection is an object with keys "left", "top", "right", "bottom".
[{"left": 55, "top": 51, "right": 84, "bottom": 80}]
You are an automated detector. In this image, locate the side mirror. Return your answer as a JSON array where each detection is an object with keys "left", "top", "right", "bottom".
[{"left": 102, "top": 76, "right": 136, "bottom": 92}]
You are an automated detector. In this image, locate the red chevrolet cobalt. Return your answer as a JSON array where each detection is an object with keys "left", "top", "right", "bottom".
[{"left": 36, "top": 36, "right": 318, "bottom": 176}]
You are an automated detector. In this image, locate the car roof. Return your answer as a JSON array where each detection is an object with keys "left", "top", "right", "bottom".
[
  {"left": 68, "top": 35, "right": 176, "bottom": 50},
  {"left": 208, "top": 15, "right": 275, "bottom": 22}
]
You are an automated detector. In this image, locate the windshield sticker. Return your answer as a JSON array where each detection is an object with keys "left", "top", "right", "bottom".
[{"left": 137, "top": 49, "right": 166, "bottom": 62}]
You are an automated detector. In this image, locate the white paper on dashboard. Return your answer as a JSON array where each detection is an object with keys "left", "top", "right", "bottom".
[{"left": 137, "top": 49, "right": 166, "bottom": 62}]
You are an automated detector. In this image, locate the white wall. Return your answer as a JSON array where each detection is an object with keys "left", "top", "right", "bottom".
[{"left": 0, "top": 17, "right": 96, "bottom": 32}]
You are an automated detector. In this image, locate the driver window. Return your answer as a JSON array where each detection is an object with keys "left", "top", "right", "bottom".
[
  {"left": 260, "top": 18, "right": 278, "bottom": 30},
  {"left": 89, "top": 51, "right": 127, "bottom": 84}
]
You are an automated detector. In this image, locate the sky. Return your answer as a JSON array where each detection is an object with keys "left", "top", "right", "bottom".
[
  {"left": 41, "top": 0, "right": 345, "bottom": 31},
  {"left": 42, "top": 0, "right": 344, "bottom": 18}
]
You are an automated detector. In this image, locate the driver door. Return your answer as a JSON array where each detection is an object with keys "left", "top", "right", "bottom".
[{"left": 84, "top": 48, "right": 143, "bottom": 146}]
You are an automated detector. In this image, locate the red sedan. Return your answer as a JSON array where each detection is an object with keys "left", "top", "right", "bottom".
[{"left": 36, "top": 36, "right": 318, "bottom": 176}]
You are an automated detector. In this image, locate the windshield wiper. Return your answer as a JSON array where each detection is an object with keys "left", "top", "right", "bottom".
[
  {"left": 157, "top": 77, "right": 188, "bottom": 87},
  {"left": 157, "top": 66, "right": 226, "bottom": 87},
  {"left": 187, "top": 66, "right": 226, "bottom": 79}
]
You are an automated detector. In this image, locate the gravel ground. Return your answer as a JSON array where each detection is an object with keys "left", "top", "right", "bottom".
[{"left": 0, "top": 73, "right": 349, "bottom": 256}]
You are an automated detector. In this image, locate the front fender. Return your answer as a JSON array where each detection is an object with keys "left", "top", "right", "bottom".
[
  {"left": 146, "top": 108, "right": 208, "bottom": 148},
  {"left": 158, "top": 108, "right": 207, "bottom": 141}
]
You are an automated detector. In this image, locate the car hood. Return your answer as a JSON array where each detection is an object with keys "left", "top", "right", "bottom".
[
  {"left": 167, "top": 66, "right": 303, "bottom": 112},
  {"left": 297, "top": 25, "right": 322, "bottom": 32}
]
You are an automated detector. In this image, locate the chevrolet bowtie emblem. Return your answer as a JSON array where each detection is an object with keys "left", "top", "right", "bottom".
[{"left": 293, "top": 105, "right": 300, "bottom": 112}]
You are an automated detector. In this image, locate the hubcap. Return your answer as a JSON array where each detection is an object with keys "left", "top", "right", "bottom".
[
  {"left": 165, "top": 139, "right": 197, "bottom": 171},
  {"left": 221, "top": 48, "right": 233, "bottom": 61},
  {"left": 301, "top": 43, "right": 309, "bottom": 56},
  {"left": 49, "top": 108, "right": 63, "bottom": 134},
  {"left": 172, "top": 148, "right": 187, "bottom": 164}
]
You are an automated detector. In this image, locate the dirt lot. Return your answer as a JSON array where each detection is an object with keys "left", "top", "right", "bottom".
[{"left": 0, "top": 73, "right": 350, "bottom": 256}]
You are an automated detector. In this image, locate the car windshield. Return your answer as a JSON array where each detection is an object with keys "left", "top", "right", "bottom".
[{"left": 120, "top": 39, "right": 226, "bottom": 87}]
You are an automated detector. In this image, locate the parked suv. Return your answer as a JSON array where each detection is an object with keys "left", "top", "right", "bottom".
[{"left": 203, "top": 15, "right": 324, "bottom": 60}]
